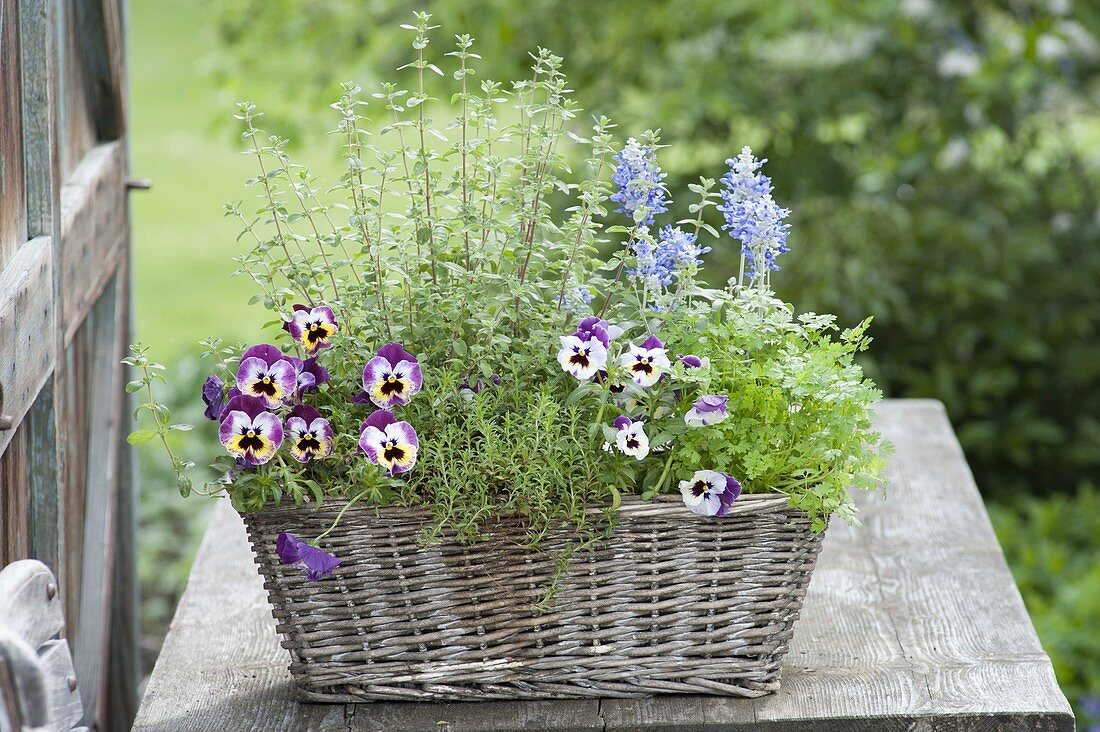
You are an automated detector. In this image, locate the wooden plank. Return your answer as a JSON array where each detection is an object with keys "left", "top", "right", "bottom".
[
  {"left": 0, "top": 426, "right": 30, "bottom": 567},
  {"left": 70, "top": 272, "right": 121, "bottom": 727},
  {"left": 0, "top": 0, "right": 27, "bottom": 270},
  {"left": 58, "top": 140, "right": 127, "bottom": 344},
  {"left": 27, "top": 380, "right": 59, "bottom": 571},
  {"left": 132, "top": 401, "right": 1074, "bottom": 731},
  {"left": 19, "top": 0, "right": 58, "bottom": 239},
  {"left": 73, "top": 0, "right": 124, "bottom": 140},
  {"left": 0, "top": 236, "right": 54, "bottom": 458},
  {"left": 58, "top": 0, "right": 96, "bottom": 178},
  {"left": 106, "top": 256, "right": 139, "bottom": 730}
]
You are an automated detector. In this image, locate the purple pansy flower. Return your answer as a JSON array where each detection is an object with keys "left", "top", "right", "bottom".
[
  {"left": 202, "top": 375, "right": 226, "bottom": 421},
  {"left": 360, "top": 343, "right": 423, "bottom": 409},
  {"left": 358, "top": 409, "right": 419, "bottom": 476},
  {"left": 287, "top": 305, "right": 338, "bottom": 356},
  {"left": 237, "top": 352, "right": 297, "bottom": 409},
  {"left": 284, "top": 404, "right": 334, "bottom": 463},
  {"left": 685, "top": 394, "right": 729, "bottom": 428},
  {"left": 620, "top": 335, "right": 671, "bottom": 388},
  {"left": 679, "top": 470, "right": 742, "bottom": 517},
  {"left": 613, "top": 415, "right": 650, "bottom": 460},
  {"left": 288, "top": 356, "right": 330, "bottom": 393},
  {"left": 276, "top": 531, "right": 341, "bottom": 580},
  {"left": 218, "top": 394, "right": 283, "bottom": 466}
]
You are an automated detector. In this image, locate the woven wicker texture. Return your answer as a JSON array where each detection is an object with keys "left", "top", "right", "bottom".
[{"left": 242, "top": 494, "right": 823, "bottom": 703}]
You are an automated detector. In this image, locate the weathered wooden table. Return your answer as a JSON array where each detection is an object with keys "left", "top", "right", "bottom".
[{"left": 131, "top": 400, "right": 1074, "bottom": 731}]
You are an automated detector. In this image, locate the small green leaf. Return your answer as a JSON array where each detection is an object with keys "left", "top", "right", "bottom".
[{"left": 127, "top": 430, "right": 156, "bottom": 446}]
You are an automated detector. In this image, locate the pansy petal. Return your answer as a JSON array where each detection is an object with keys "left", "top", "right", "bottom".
[
  {"left": 241, "top": 344, "right": 286, "bottom": 367},
  {"left": 391, "top": 360, "right": 424, "bottom": 394},
  {"left": 376, "top": 342, "right": 416, "bottom": 365},
  {"left": 311, "top": 418, "right": 335, "bottom": 447},
  {"left": 276, "top": 532, "right": 303, "bottom": 564},
  {"left": 222, "top": 394, "right": 266, "bottom": 421},
  {"left": 361, "top": 355, "right": 388, "bottom": 388},
  {"left": 219, "top": 410, "right": 253, "bottom": 446},
  {"left": 295, "top": 542, "right": 342, "bottom": 580},
  {"left": 385, "top": 421, "right": 419, "bottom": 451},
  {"left": 202, "top": 375, "right": 225, "bottom": 421},
  {"left": 252, "top": 411, "right": 284, "bottom": 444},
  {"left": 358, "top": 425, "right": 387, "bottom": 462},
  {"left": 289, "top": 404, "right": 322, "bottom": 423},
  {"left": 364, "top": 409, "right": 397, "bottom": 432},
  {"left": 285, "top": 416, "right": 309, "bottom": 436},
  {"left": 237, "top": 357, "right": 269, "bottom": 387}
]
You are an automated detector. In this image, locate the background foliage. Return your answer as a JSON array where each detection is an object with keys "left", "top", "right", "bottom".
[{"left": 130, "top": 0, "right": 1100, "bottom": 721}]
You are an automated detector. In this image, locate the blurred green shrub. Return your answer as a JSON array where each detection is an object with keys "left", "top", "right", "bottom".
[
  {"left": 989, "top": 486, "right": 1100, "bottom": 726},
  {"left": 204, "top": 0, "right": 1100, "bottom": 501}
]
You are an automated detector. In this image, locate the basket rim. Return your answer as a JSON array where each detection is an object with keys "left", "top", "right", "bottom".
[{"left": 240, "top": 491, "right": 794, "bottom": 521}]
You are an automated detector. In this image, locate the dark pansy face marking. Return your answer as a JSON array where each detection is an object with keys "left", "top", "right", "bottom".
[{"left": 287, "top": 306, "right": 338, "bottom": 356}]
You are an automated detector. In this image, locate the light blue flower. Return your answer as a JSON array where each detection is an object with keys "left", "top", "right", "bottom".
[
  {"left": 719, "top": 147, "right": 791, "bottom": 277},
  {"left": 611, "top": 138, "right": 669, "bottom": 226},
  {"left": 629, "top": 226, "right": 710, "bottom": 289}
]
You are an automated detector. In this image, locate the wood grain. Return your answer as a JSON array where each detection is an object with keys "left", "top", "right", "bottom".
[
  {"left": 132, "top": 400, "right": 1075, "bottom": 732},
  {"left": 18, "top": 0, "right": 58, "bottom": 240},
  {"left": 0, "top": 0, "right": 27, "bottom": 271},
  {"left": 0, "top": 235, "right": 53, "bottom": 458},
  {"left": 58, "top": 141, "right": 128, "bottom": 343}
]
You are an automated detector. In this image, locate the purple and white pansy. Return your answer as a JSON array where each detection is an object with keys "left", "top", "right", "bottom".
[
  {"left": 276, "top": 531, "right": 341, "bottom": 580},
  {"left": 679, "top": 470, "right": 742, "bottom": 517},
  {"left": 361, "top": 343, "right": 423, "bottom": 409},
  {"left": 358, "top": 409, "right": 419, "bottom": 476},
  {"left": 218, "top": 394, "right": 283, "bottom": 466},
  {"left": 285, "top": 404, "right": 334, "bottom": 463},
  {"left": 287, "top": 305, "right": 338, "bottom": 356},
  {"left": 685, "top": 394, "right": 729, "bottom": 427},
  {"left": 237, "top": 344, "right": 297, "bottom": 409},
  {"left": 613, "top": 416, "right": 650, "bottom": 460},
  {"left": 620, "top": 335, "right": 671, "bottom": 388},
  {"left": 557, "top": 334, "right": 608, "bottom": 381}
]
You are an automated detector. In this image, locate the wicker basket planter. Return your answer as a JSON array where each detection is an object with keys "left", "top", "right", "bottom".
[{"left": 241, "top": 493, "right": 824, "bottom": 703}]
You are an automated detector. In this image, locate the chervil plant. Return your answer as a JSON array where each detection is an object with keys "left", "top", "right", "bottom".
[{"left": 130, "top": 12, "right": 889, "bottom": 581}]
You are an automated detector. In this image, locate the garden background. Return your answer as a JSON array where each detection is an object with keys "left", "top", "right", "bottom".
[{"left": 130, "top": 0, "right": 1100, "bottom": 723}]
